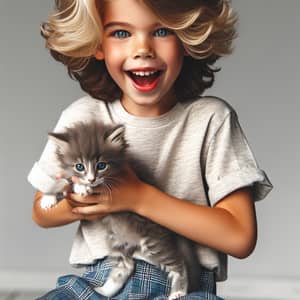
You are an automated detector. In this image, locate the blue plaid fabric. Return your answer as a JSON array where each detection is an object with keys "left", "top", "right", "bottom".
[{"left": 36, "top": 257, "right": 224, "bottom": 300}]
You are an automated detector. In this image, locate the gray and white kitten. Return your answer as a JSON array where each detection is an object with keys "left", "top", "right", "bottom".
[{"left": 43, "top": 120, "right": 201, "bottom": 299}]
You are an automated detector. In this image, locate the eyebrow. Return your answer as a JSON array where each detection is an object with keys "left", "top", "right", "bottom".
[
  {"left": 103, "top": 22, "right": 133, "bottom": 30},
  {"left": 103, "top": 22, "right": 163, "bottom": 31}
]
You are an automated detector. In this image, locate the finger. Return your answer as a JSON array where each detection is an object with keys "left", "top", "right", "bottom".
[
  {"left": 82, "top": 213, "right": 108, "bottom": 221},
  {"left": 69, "top": 193, "right": 100, "bottom": 204},
  {"left": 72, "top": 203, "right": 108, "bottom": 215},
  {"left": 67, "top": 197, "right": 89, "bottom": 208}
]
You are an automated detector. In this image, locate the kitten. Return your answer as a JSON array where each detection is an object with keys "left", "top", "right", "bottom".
[{"left": 43, "top": 120, "right": 200, "bottom": 299}]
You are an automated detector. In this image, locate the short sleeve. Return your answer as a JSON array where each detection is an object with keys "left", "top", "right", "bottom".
[
  {"left": 205, "top": 111, "right": 273, "bottom": 206},
  {"left": 27, "top": 110, "right": 70, "bottom": 193}
]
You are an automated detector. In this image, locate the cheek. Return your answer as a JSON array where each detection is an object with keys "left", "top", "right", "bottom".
[
  {"left": 75, "top": 171, "right": 85, "bottom": 178},
  {"left": 159, "top": 40, "right": 184, "bottom": 71},
  {"left": 103, "top": 44, "right": 124, "bottom": 75}
]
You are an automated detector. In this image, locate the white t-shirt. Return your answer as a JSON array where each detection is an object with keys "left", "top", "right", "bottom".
[{"left": 28, "top": 95, "right": 272, "bottom": 281}]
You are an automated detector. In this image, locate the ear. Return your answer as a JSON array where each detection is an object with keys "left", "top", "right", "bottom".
[
  {"left": 95, "top": 49, "right": 104, "bottom": 60},
  {"left": 48, "top": 132, "right": 69, "bottom": 152},
  {"left": 105, "top": 125, "right": 126, "bottom": 148}
]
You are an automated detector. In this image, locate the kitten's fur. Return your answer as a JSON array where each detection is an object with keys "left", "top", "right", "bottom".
[{"left": 43, "top": 120, "right": 201, "bottom": 299}]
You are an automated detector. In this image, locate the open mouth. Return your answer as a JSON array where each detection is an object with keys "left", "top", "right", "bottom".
[{"left": 126, "top": 70, "right": 162, "bottom": 92}]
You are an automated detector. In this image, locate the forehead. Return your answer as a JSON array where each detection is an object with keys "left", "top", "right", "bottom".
[{"left": 103, "top": 0, "right": 161, "bottom": 27}]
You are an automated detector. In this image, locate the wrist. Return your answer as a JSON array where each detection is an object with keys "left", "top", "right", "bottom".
[{"left": 132, "top": 182, "right": 158, "bottom": 216}]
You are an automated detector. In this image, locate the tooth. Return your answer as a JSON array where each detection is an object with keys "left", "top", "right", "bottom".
[{"left": 131, "top": 70, "right": 158, "bottom": 76}]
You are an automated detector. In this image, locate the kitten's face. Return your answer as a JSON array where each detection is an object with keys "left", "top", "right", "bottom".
[
  {"left": 48, "top": 121, "right": 127, "bottom": 187},
  {"left": 71, "top": 157, "right": 119, "bottom": 187}
]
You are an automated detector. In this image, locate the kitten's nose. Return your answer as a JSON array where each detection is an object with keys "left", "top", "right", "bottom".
[{"left": 87, "top": 176, "right": 95, "bottom": 183}]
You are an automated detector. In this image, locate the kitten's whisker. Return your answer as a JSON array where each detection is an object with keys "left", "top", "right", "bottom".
[
  {"left": 106, "top": 183, "right": 114, "bottom": 204},
  {"left": 104, "top": 178, "right": 120, "bottom": 190},
  {"left": 102, "top": 183, "right": 113, "bottom": 204},
  {"left": 105, "top": 176, "right": 122, "bottom": 185}
]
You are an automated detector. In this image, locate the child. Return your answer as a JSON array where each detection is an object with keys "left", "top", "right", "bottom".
[{"left": 28, "top": 0, "right": 272, "bottom": 299}]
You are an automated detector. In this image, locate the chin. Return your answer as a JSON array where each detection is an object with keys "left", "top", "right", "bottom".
[{"left": 130, "top": 93, "right": 165, "bottom": 106}]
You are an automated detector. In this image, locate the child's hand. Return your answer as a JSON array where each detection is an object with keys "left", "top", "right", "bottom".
[
  {"left": 55, "top": 172, "right": 108, "bottom": 221},
  {"left": 69, "top": 164, "right": 146, "bottom": 217}
]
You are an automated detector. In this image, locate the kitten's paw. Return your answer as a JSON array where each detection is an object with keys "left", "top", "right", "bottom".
[
  {"left": 73, "top": 183, "right": 90, "bottom": 196},
  {"left": 86, "top": 186, "right": 93, "bottom": 194},
  {"left": 94, "top": 281, "right": 118, "bottom": 297},
  {"left": 94, "top": 266, "right": 133, "bottom": 297},
  {"left": 40, "top": 195, "right": 57, "bottom": 209},
  {"left": 168, "top": 291, "right": 186, "bottom": 300},
  {"left": 168, "top": 271, "right": 188, "bottom": 299}
]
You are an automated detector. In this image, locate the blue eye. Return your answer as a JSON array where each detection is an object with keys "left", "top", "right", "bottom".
[
  {"left": 113, "top": 30, "right": 130, "bottom": 39},
  {"left": 154, "top": 28, "right": 172, "bottom": 37},
  {"left": 96, "top": 162, "right": 107, "bottom": 171},
  {"left": 75, "top": 163, "right": 85, "bottom": 172}
]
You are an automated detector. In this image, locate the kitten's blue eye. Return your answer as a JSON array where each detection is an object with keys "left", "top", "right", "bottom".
[
  {"left": 113, "top": 30, "right": 130, "bottom": 39},
  {"left": 96, "top": 162, "right": 107, "bottom": 171},
  {"left": 75, "top": 163, "right": 85, "bottom": 172},
  {"left": 154, "top": 28, "right": 172, "bottom": 37}
]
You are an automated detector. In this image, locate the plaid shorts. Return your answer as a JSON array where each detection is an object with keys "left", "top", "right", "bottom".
[{"left": 37, "top": 257, "right": 224, "bottom": 300}]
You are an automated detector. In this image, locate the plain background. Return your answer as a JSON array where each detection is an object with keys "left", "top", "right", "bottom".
[{"left": 0, "top": 0, "right": 299, "bottom": 286}]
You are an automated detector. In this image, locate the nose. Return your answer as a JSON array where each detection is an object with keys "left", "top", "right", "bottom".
[
  {"left": 134, "top": 48, "right": 154, "bottom": 59},
  {"left": 87, "top": 175, "right": 95, "bottom": 183},
  {"left": 132, "top": 36, "right": 155, "bottom": 59}
]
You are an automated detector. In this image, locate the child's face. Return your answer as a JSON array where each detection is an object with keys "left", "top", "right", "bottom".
[{"left": 97, "top": 0, "right": 185, "bottom": 116}]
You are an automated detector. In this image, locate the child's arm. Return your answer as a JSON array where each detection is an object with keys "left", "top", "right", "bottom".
[
  {"left": 32, "top": 191, "right": 107, "bottom": 228},
  {"left": 136, "top": 185, "right": 257, "bottom": 259},
  {"left": 69, "top": 165, "right": 257, "bottom": 259}
]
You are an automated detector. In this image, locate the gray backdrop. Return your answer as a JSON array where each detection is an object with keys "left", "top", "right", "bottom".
[{"left": 0, "top": 0, "right": 299, "bottom": 282}]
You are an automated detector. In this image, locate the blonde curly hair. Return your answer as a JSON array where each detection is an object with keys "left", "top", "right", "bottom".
[{"left": 42, "top": 0, "right": 237, "bottom": 101}]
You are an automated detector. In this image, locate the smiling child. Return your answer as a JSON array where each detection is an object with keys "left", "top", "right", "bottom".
[{"left": 28, "top": 1, "right": 272, "bottom": 299}]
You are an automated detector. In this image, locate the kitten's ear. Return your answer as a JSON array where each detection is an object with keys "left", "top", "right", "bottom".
[
  {"left": 105, "top": 125, "right": 126, "bottom": 148},
  {"left": 48, "top": 132, "right": 69, "bottom": 152}
]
